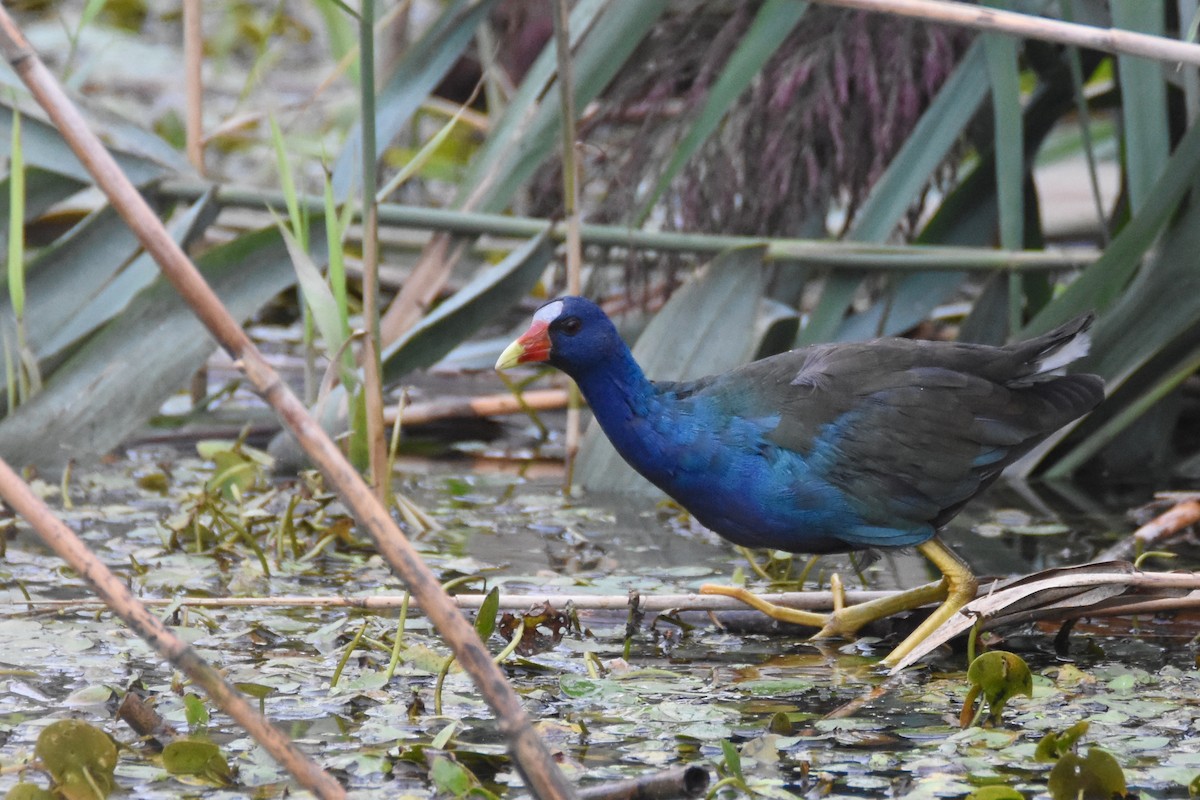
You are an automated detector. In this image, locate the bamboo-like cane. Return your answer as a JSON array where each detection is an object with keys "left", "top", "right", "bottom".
[
  {"left": 0, "top": 10, "right": 575, "bottom": 800},
  {"left": 810, "top": 0, "right": 1200, "bottom": 67}
]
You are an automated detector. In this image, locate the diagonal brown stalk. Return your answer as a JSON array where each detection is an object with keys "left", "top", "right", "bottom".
[
  {"left": 0, "top": 458, "right": 347, "bottom": 798},
  {"left": 0, "top": 9, "right": 575, "bottom": 800}
]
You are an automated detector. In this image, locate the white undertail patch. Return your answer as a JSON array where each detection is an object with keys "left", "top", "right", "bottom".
[{"left": 1037, "top": 331, "right": 1091, "bottom": 374}]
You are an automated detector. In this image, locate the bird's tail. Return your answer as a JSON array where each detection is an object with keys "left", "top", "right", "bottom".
[{"left": 1021, "top": 313, "right": 1096, "bottom": 375}]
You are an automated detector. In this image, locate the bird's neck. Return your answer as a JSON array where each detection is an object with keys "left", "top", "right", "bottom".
[{"left": 570, "top": 350, "right": 664, "bottom": 453}]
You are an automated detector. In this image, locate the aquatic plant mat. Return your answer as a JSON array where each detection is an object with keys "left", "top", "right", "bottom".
[{"left": 2, "top": 455, "right": 1199, "bottom": 798}]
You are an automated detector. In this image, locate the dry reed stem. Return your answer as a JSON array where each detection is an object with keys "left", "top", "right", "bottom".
[{"left": 811, "top": 0, "right": 1200, "bottom": 67}]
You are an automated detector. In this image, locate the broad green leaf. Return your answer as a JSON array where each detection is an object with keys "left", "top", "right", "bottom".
[
  {"left": 162, "top": 739, "right": 233, "bottom": 786},
  {"left": 380, "top": 229, "right": 554, "bottom": 383},
  {"left": 1048, "top": 747, "right": 1126, "bottom": 800},
  {"left": 182, "top": 693, "right": 209, "bottom": 729},
  {"left": 965, "top": 787, "right": 1024, "bottom": 800},
  {"left": 0, "top": 103, "right": 169, "bottom": 186},
  {"left": 429, "top": 755, "right": 475, "bottom": 797},
  {"left": 0, "top": 224, "right": 315, "bottom": 467},
  {"left": 965, "top": 651, "right": 1033, "bottom": 725},
  {"left": 33, "top": 193, "right": 220, "bottom": 365},
  {"left": 633, "top": 0, "right": 809, "bottom": 225},
  {"left": 578, "top": 246, "right": 767, "bottom": 493},
  {"left": 1111, "top": 1, "right": 1169, "bottom": 213},
  {"left": 1036, "top": 721, "right": 1091, "bottom": 763},
  {"left": 5, "top": 783, "right": 56, "bottom": 800},
  {"left": 35, "top": 719, "right": 117, "bottom": 800},
  {"left": 331, "top": 0, "right": 500, "bottom": 198}
]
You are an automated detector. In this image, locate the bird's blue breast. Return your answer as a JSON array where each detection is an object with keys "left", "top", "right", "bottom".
[{"left": 599, "top": 391, "right": 923, "bottom": 554}]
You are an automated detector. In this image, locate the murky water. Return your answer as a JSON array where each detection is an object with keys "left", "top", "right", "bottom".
[{"left": 1, "top": 450, "right": 1198, "bottom": 798}]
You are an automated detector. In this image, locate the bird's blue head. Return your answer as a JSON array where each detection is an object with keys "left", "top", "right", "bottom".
[{"left": 495, "top": 296, "right": 628, "bottom": 380}]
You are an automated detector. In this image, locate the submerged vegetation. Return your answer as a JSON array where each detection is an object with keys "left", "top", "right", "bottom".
[
  {"left": 1, "top": 453, "right": 1199, "bottom": 797},
  {"left": 0, "top": 0, "right": 1199, "bottom": 797}
]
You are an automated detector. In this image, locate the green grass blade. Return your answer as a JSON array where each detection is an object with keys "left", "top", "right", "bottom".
[
  {"left": 7, "top": 106, "right": 24, "bottom": 322},
  {"left": 323, "top": 173, "right": 351, "bottom": 340},
  {"left": 1111, "top": 0, "right": 1170, "bottom": 213},
  {"left": 982, "top": 2, "right": 1023, "bottom": 332},
  {"left": 330, "top": 0, "right": 499, "bottom": 198},
  {"left": 376, "top": 89, "right": 477, "bottom": 202},
  {"left": 269, "top": 115, "right": 306, "bottom": 249},
  {"left": 0, "top": 225, "right": 314, "bottom": 467},
  {"left": 632, "top": 0, "right": 808, "bottom": 226},
  {"left": 273, "top": 214, "right": 348, "bottom": 380}
]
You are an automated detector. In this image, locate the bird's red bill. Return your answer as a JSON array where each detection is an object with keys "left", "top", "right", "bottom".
[{"left": 495, "top": 321, "right": 551, "bottom": 369}]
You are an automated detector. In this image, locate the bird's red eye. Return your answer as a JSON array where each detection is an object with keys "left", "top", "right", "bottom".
[{"left": 558, "top": 316, "right": 582, "bottom": 336}]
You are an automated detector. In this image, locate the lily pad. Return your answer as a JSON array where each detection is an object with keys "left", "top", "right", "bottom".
[
  {"left": 1048, "top": 747, "right": 1126, "bottom": 800},
  {"left": 34, "top": 719, "right": 117, "bottom": 800}
]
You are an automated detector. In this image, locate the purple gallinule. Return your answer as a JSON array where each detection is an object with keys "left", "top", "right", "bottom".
[{"left": 496, "top": 296, "right": 1104, "bottom": 667}]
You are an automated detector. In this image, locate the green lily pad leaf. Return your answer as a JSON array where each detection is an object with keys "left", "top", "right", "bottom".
[
  {"left": 1035, "top": 721, "right": 1090, "bottom": 763},
  {"left": 966, "top": 787, "right": 1025, "bottom": 800},
  {"left": 966, "top": 651, "right": 1033, "bottom": 725},
  {"left": 5, "top": 783, "right": 56, "bottom": 800},
  {"left": 1048, "top": 747, "right": 1126, "bottom": 800},
  {"left": 429, "top": 754, "right": 476, "bottom": 797},
  {"left": 34, "top": 719, "right": 117, "bottom": 799},
  {"left": 161, "top": 739, "right": 233, "bottom": 786},
  {"left": 1189, "top": 772, "right": 1200, "bottom": 798}
]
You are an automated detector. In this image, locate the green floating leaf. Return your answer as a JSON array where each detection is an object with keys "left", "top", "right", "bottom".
[
  {"left": 1048, "top": 747, "right": 1126, "bottom": 800},
  {"left": 1035, "top": 720, "right": 1090, "bottom": 763},
  {"left": 429, "top": 754, "right": 477, "bottom": 798},
  {"left": 161, "top": 739, "right": 233, "bottom": 786},
  {"left": 4, "top": 783, "right": 57, "bottom": 800},
  {"left": 1189, "top": 772, "right": 1200, "bottom": 798},
  {"left": 35, "top": 719, "right": 117, "bottom": 800},
  {"left": 965, "top": 786, "right": 1025, "bottom": 800},
  {"left": 965, "top": 651, "right": 1033, "bottom": 726}
]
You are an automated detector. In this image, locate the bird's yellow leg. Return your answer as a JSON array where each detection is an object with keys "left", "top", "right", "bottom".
[{"left": 879, "top": 539, "right": 977, "bottom": 668}]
